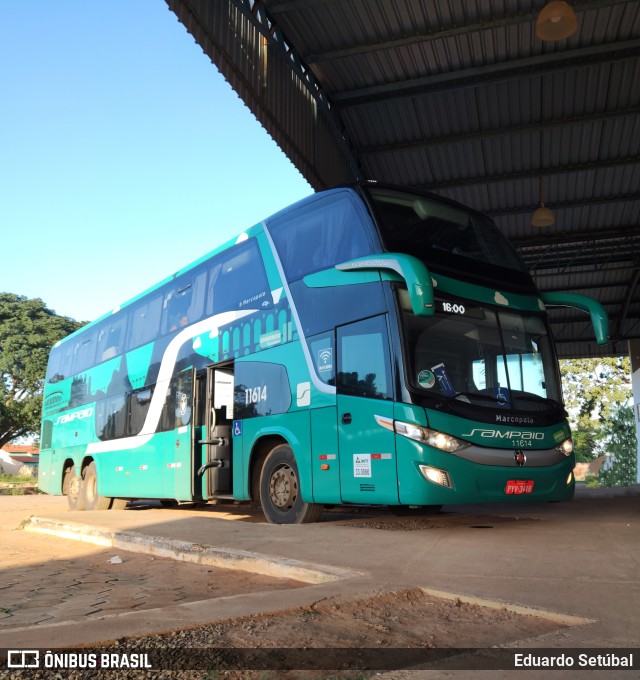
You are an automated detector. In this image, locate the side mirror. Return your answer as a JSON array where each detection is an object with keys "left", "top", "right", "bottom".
[
  {"left": 336, "top": 253, "right": 434, "bottom": 316},
  {"left": 540, "top": 292, "right": 609, "bottom": 345}
]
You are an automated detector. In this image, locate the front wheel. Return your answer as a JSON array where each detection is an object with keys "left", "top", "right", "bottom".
[
  {"left": 259, "top": 444, "right": 322, "bottom": 524},
  {"left": 80, "top": 462, "right": 111, "bottom": 511}
]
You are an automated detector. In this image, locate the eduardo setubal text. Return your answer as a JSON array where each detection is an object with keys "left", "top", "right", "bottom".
[{"left": 515, "top": 652, "right": 634, "bottom": 669}]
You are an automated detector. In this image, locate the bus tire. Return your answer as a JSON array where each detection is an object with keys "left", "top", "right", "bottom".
[
  {"left": 65, "top": 467, "right": 85, "bottom": 511},
  {"left": 80, "top": 462, "right": 111, "bottom": 511},
  {"left": 111, "top": 498, "right": 128, "bottom": 510},
  {"left": 259, "top": 444, "right": 322, "bottom": 524}
]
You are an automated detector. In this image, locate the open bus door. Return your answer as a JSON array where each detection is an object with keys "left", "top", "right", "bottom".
[{"left": 194, "top": 363, "right": 235, "bottom": 499}]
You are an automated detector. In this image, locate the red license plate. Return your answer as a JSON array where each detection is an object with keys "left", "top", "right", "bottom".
[{"left": 505, "top": 479, "right": 534, "bottom": 495}]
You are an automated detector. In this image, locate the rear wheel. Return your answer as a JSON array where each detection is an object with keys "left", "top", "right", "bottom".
[
  {"left": 64, "top": 467, "right": 85, "bottom": 511},
  {"left": 80, "top": 462, "right": 111, "bottom": 511},
  {"left": 111, "top": 498, "right": 128, "bottom": 510},
  {"left": 259, "top": 444, "right": 322, "bottom": 524}
]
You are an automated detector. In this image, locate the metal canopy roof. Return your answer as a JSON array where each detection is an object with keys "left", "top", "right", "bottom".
[{"left": 166, "top": 0, "right": 640, "bottom": 358}]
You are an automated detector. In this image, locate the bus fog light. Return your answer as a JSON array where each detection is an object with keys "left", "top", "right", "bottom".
[
  {"left": 419, "top": 465, "right": 453, "bottom": 489},
  {"left": 556, "top": 438, "right": 573, "bottom": 456}
]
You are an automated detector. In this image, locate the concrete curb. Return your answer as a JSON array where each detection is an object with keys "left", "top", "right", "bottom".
[
  {"left": 22, "top": 516, "right": 360, "bottom": 585},
  {"left": 420, "top": 587, "right": 596, "bottom": 627}
]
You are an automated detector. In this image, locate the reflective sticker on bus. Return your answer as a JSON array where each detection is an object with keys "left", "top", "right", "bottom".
[
  {"left": 319, "top": 454, "right": 336, "bottom": 460},
  {"left": 371, "top": 453, "right": 392, "bottom": 460}
]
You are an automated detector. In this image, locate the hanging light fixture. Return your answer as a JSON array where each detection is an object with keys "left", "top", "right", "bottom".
[
  {"left": 531, "top": 176, "right": 555, "bottom": 227},
  {"left": 536, "top": 1, "right": 578, "bottom": 41}
]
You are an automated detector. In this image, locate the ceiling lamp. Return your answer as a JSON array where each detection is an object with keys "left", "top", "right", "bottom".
[
  {"left": 536, "top": 1, "right": 578, "bottom": 41},
  {"left": 532, "top": 176, "right": 555, "bottom": 228}
]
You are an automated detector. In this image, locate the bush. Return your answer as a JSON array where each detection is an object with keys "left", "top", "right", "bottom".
[
  {"left": 585, "top": 473, "right": 600, "bottom": 488},
  {"left": 18, "top": 465, "right": 35, "bottom": 478}
]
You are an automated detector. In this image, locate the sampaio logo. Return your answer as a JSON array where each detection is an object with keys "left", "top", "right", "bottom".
[
  {"left": 462, "top": 429, "right": 545, "bottom": 441},
  {"left": 54, "top": 407, "right": 93, "bottom": 426}
]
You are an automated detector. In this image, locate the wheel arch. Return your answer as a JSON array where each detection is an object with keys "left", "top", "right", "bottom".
[
  {"left": 247, "top": 420, "right": 313, "bottom": 503},
  {"left": 248, "top": 434, "right": 288, "bottom": 501},
  {"left": 61, "top": 458, "right": 77, "bottom": 494}
]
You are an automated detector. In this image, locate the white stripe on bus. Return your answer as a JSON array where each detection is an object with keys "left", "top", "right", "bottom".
[{"left": 86, "top": 308, "right": 255, "bottom": 455}]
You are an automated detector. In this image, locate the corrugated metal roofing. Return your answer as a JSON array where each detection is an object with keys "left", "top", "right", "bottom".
[{"left": 166, "top": 0, "right": 640, "bottom": 358}]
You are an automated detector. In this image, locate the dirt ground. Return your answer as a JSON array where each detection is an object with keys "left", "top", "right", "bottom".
[
  {"left": 7, "top": 587, "right": 564, "bottom": 680},
  {"left": 0, "top": 497, "right": 575, "bottom": 679}
]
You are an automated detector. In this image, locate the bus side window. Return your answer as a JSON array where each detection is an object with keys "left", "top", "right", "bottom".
[
  {"left": 128, "top": 293, "right": 163, "bottom": 350},
  {"left": 159, "top": 372, "right": 193, "bottom": 431},
  {"left": 163, "top": 271, "right": 206, "bottom": 333},
  {"left": 128, "top": 386, "right": 154, "bottom": 436},
  {"left": 206, "top": 240, "right": 271, "bottom": 315},
  {"left": 337, "top": 316, "right": 393, "bottom": 400},
  {"left": 269, "top": 193, "right": 375, "bottom": 282},
  {"left": 97, "top": 315, "right": 127, "bottom": 362},
  {"left": 70, "top": 332, "right": 97, "bottom": 376},
  {"left": 96, "top": 394, "right": 127, "bottom": 440}
]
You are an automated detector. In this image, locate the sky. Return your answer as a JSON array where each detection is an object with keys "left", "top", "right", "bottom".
[{"left": 0, "top": 1, "right": 312, "bottom": 323}]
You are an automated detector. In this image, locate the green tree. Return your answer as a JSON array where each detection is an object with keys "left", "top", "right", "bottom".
[
  {"left": 571, "top": 420, "right": 602, "bottom": 463},
  {"left": 599, "top": 404, "right": 638, "bottom": 487},
  {"left": 560, "top": 357, "right": 632, "bottom": 462},
  {"left": 0, "top": 293, "right": 82, "bottom": 447},
  {"left": 560, "top": 357, "right": 631, "bottom": 424}
]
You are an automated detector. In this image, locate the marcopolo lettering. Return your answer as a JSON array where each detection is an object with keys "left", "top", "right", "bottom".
[{"left": 495, "top": 414, "right": 534, "bottom": 425}]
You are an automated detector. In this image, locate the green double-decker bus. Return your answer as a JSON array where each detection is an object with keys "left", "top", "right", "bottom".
[{"left": 38, "top": 184, "right": 608, "bottom": 523}]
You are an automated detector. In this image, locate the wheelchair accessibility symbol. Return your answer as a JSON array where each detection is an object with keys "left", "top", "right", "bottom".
[{"left": 233, "top": 421, "right": 242, "bottom": 437}]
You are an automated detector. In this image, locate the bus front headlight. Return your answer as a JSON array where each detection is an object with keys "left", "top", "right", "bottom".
[
  {"left": 394, "top": 421, "right": 469, "bottom": 453},
  {"left": 556, "top": 438, "right": 573, "bottom": 456}
]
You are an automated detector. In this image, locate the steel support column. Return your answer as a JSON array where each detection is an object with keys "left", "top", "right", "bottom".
[{"left": 628, "top": 339, "right": 640, "bottom": 484}]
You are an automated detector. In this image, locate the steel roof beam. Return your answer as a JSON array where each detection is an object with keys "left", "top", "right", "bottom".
[
  {"left": 528, "top": 255, "right": 637, "bottom": 271},
  {"left": 521, "top": 239, "right": 640, "bottom": 261},
  {"left": 487, "top": 191, "right": 640, "bottom": 217},
  {"left": 616, "top": 269, "right": 640, "bottom": 340},
  {"left": 532, "top": 264, "right": 639, "bottom": 279},
  {"left": 332, "top": 40, "right": 640, "bottom": 106},
  {"left": 412, "top": 156, "right": 639, "bottom": 191},
  {"left": 513, "top": 225, "right": 640, "bottom": 248},
  {"left": 267, "top": 0, "right": 630, "bottom": 64},
  {"left": 535, "top": 281, "right": 632, "bottom": 292},
  {"left": 358, "top": 108, "right": 640, "bottom": 156},
  {"left": 223, "top": 0, "right": 363, "bottom": 182}
]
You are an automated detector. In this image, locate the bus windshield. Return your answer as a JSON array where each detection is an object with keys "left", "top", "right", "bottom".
[
  {"left": 365, "top": 186, "right": 534, "bottom": 291},
  {"left": 399, "top": 292, "right": 563, "bottom": 414}
]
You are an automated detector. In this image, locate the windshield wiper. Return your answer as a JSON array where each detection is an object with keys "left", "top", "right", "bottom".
[
  {"left": 434, "top": 391, "right": 500, "bottom": 408},
  {"left": 512, "top": 393, "right": 564, "bottom": 411}
]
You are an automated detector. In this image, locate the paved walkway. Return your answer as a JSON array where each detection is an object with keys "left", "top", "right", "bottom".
[{"left": 0, "top": 497, "right": 302, "bottom": 636}]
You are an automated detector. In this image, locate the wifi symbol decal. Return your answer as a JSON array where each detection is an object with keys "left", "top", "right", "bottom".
[{"left": 317, "top": 348, "right": 333, "bottom": 372}]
